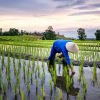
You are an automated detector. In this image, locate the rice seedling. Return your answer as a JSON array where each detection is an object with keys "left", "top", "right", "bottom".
[
  {"left": 58, "top": 89, "right": 62, "bottom": 100},
  {"left": 52, "top": 70, "right": 56, "bottom": 85},
  {"left": 38, "top": 94, "right": 43, "bottom": 100},
  {"left": 35, "top": 78, "right": 38, "bottom": 88},
  {"left": 35, "top": 67, "right": 38, "bottom": 77},
  {"left": 98, "top": 74, "right": 100, "bottom": 89},
  {"left": 30, "top": 70, "right": 33, "bottom": 79},
  {"left": 0, "top": 68, "right": 1, "bottom": 88},
  {"left": 26, "top": 71, "right": 29, "bottom": 82},
  {"left": 66, "top": 74, "right": 71, "bottom": 93},
  {"left": 27, "top": 63, "right": 30, "bottom": 73},
  {"left": 63, "top": 67, "right": 68, "bottom": 77},
  {"left": 13, "top": 83, "right": 17, "bottom": 96},
  {"left": 32, "top": 55, "right": 35, "bottom": 68},
  {"left": 58, "top": 58, "right": 61, "bottom": 65},
  {"left": 1, "top": 52, "right": 4, "bottom": 65},
  {"left": 78, "top": 93, "right": 82, "bottom": 100},
  {"left": 77, "top": 60, "right": 84, "bottom": 82},
  {"left": 18, "top": 75, "right": 21, "bottom": 88},
  {"left": 42, "top": 64, "right": 45, "bottom": 75},
  {"left": 92, "top": 61, "right": 97, "bottom": 82},
  {"left": 3, "top": 82, "right": 7, "bottom": 94},
  {"left": 7, "top": 69, "right": 11, "bottom": 83},
  {"left": 41, "top": 85, "right": 45, "bottom": 98},
  {"left": 0, "top": 94, "right": 2, "bottom": 100},
  {"left": 41, "top": 73, "right": 44, "bottom": 84},
  {"left": 21, "top": 90, "right": 25, "bottom": 100},
  {"left": 82, "top": 76, "right": 87, "bottom": 97},
  {"left": 27, "top": 82, "right": 30, "bottom": 92},
  {"left": 49, "top": 79, "right": 52, "bottom": 90},
  {"left": 23, "top": 63, "right": 25, "bottom": 75}
]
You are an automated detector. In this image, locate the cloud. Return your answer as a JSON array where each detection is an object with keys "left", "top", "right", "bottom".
[
  {"left": 74, "top": 3, "right": 100, "bottom": 10},
  {"left": 56, "top": 0, "right": 86, "bottom": 9},
  {"left": 69, "top": 11, "right": 100, "bottom": 16},
  {"left": 0, "top": 0, "right": 54, "bottom": 16}
]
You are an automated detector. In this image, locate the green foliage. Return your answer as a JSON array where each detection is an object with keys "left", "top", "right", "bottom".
[
  {"left": 42, "top": 26, "right": 57, "bottom": 40},
  {"left": 77, "top": 28, "right": 87, "bottom": 40},
  {"left": 95, "top": 30, "right": 100, "bottom": 40}
]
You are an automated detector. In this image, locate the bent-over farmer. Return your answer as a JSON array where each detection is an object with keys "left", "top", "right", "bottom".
[{"left": 48, "top": 39, "right": 79, "bottom": 74}]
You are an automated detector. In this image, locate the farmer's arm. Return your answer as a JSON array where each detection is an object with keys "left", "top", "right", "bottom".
[{"left": 62, "top": 47, "right": 75, "bottom": 74}]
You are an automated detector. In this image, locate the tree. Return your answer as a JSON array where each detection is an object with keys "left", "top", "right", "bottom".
[
  {"left": 77, "top": 28, "right": 87, "bottom": 40},
  {"left": 95, "top": 30, "right": 100, "bottom": 40},
  {"left": 0, "top": 28, "right": 2, "bottom": 36},
  {"left": 21, "top": 30, "right": 24, "bottom": 35},
  {"left": 9, "top": 28, "right": 19, "bottom": 36},
  {"left": 42, "top": 26, "right": 57, "bottom": 40}
]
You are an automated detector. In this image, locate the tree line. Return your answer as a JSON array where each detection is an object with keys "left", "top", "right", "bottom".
[{"left": 0, "top": 27, "right": 100, "bottom": 40}]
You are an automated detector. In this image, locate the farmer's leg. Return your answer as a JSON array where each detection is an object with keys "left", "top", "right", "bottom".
[
  {"left": 48, "top": 45, "right": 56, "bottom": 64},
  {"left": 62, "top": 57, "right": 68, "bottom": 66}
]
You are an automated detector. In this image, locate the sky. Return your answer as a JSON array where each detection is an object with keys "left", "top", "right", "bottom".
[{"left": 0, "top": 0, "right": 100, "bottom": 38}]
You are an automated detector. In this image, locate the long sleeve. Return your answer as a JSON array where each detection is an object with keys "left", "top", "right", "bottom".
[{"left": 62, "top": 46, "right": 71, "bottom": 65}]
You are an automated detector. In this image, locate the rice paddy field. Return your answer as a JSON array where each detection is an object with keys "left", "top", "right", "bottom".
[{"left": 0, "top": 36, "right": 100, "bottom": 100}]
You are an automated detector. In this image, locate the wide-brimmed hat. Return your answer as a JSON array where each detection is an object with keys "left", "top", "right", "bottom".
[{"left": 66, "top": 42, "right": 79, "bottom": 54}]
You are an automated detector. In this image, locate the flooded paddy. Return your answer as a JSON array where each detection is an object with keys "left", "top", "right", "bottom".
[{"left": 0, "top": 55, "right": 100, "bottom": 100}]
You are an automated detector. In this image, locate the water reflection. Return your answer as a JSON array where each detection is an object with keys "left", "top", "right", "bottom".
[{"left": 48, "top": 62, "right": 80, "bottom": 98}]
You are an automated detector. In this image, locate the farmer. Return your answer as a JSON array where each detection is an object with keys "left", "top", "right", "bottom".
[{"left": 48, "top": 39, "right": 79, "bottom": 74}]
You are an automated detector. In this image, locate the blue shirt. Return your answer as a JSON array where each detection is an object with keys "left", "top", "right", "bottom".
[{"left": 48, "top": 39, "right": 72, "bottom": 65}]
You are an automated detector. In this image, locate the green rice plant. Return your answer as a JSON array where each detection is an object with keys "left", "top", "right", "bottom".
[
  {"left": 27, "top": 82, "right": 30, "bottom": 92},
  {"left": 35, "top": 78, "right": 38, "bottom": 88},
  {"left": 43, "top": 65, "right": 45, "bottom": 75},
  {"left": 27, "top": 63, "right": 30, "bottom": 73},
  {"left": 66, "top": 74, "right": 71, "bottom": 93},
  {"left": 1, "top": 52, "right": 4, "bottom": 65},
  {"left": 18, "top": 75, "right": 21, "bottom": 87},
  {"left": 13, "top": 53, "right": 15, "bottom": 67},
  {"left": 38, "top": 64, "right": 40, "bottom": 73},
  {"left": 3, "top": 82, "right": 7, "bottom": 94},
  {"left": 13, "top": 83, "right": 17, "bottom": 96},
  {"left": 23, "top": 63, "right": 25, "bottom": 75},
  {"left": 0, "top": 68, "right": 1, "bottom": 88},
  {"left": 38, "top": 94, "right": 43, "bottom": 100},
  {"left": 0, "top": 94, "right": 2, "bottom": 100},
  {"left": 98, "top": 79, "right": 100, "bottom": 88},
  {"left": 35, "top": 67, "right": 38, "bottom": 77},
  {"left": 82, "top": 76, "right": 87, "bottom": 97},
  {"left": 63, "top": 67, "right": 67, "bottom": 77},
  {"left": 41, "top": 86, "right": 45, "bottom": 98},
  {"left": 49, "top": 80, "right": 52, "bottom": 90},
  {"left": 41, "top": 73, "right": 44, "bottom": 84},
  {"left": 26, "top": 71, "right": 29, "bottom": 82},
  {"left": 78, "top": 93, "right": 81, "bottom": 100},
  {"left": 19, "top": 53, "right": 21, "bottom": 65},
  {"left": 58, "top": 58, "right": 61, "bottom": 65},
  {"left": 58, "top": 89, "right": 62, "bottom": 100},
  {"left": 82, "top": 75, "right": 87, "bottom": 86},
  {"left": 8, "top": 53, "right": 10, "bottom": 67},
  {"left": 21, "top": 90, "right": 25, "bottom": 100},
  {"left": 52, "top": 70, "right": 56, "bottom": 85},
  {"left": 7, "top": 71, "right": 11, "bottom": 83},
  {"left": 50, "top": 67, "right": 54, "bottom": 76},
  {"left": 92, "top": 61, "right": 97, "bottom": 82},
  {"left": 41, "top": 57, "right": 44, "bottom": 66},
  {"left": 30, "top": 70, "right": 33, "bottom": 79}
]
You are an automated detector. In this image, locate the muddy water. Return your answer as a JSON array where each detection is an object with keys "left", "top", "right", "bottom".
[{"left": 0, "top": 56, "right": 100, "bottom": 100}]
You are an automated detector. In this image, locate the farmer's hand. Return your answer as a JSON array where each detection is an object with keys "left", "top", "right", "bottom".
[
  {"left": 57, "top": 54, "right": 63, "bottom": 58},
  {"left": 72, "top": 70, "right": 75, "bottom": 75}
]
